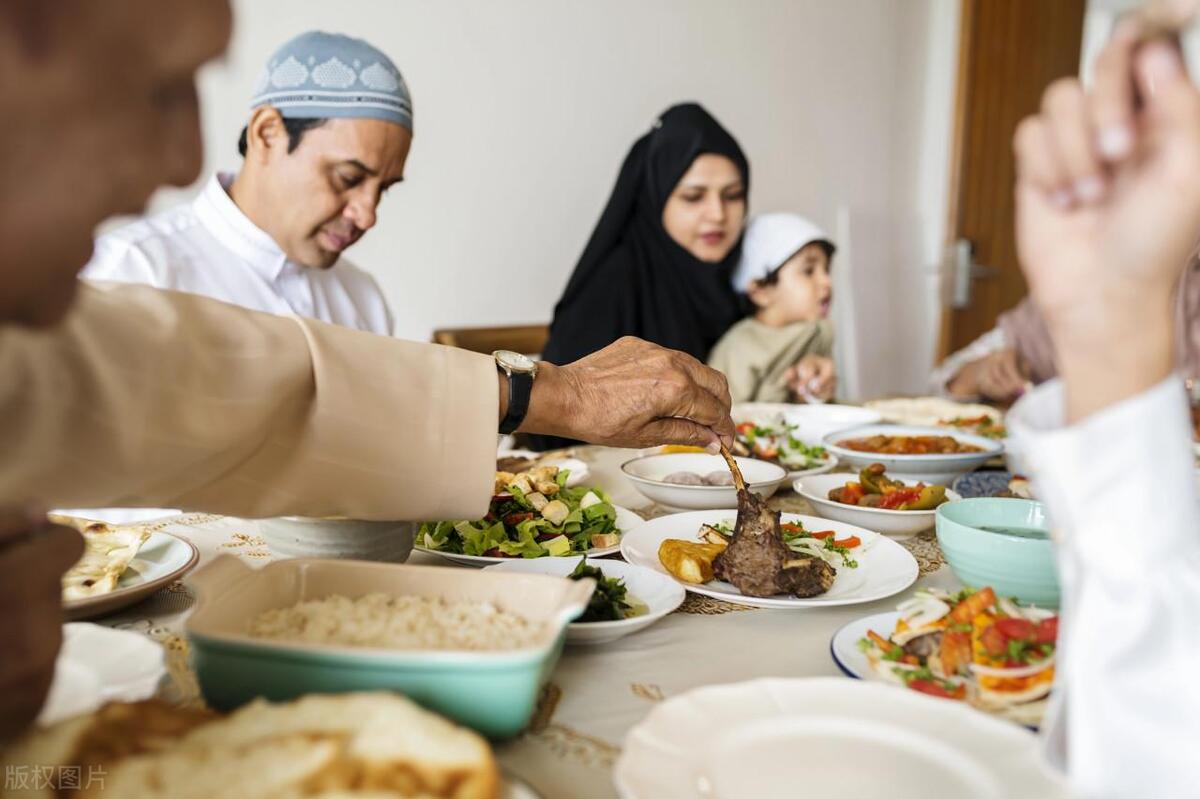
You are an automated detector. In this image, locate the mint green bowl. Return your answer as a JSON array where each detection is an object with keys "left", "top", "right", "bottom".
[
  {"left": 935, "top": 498, "right": 1060, "bottom": 607},
  {"left": 185, "top": 556, "right": 591, "bottom": 739}
]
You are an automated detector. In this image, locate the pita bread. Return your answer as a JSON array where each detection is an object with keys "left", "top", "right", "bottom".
[{"left": 51, "top": 515, "right": 151, "bottom": 601}]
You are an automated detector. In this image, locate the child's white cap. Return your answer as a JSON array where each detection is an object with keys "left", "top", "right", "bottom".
[{"left": 733, "top": 213, "right": 836, "bottom": 293}]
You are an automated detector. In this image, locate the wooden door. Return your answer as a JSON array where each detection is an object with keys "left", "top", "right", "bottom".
[{"left": 938, "top": 0, "right": 1087, "bottom": 357}]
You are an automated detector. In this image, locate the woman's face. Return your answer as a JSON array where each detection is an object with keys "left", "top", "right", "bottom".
[{"left": 661, "top": 154, "right": 747, "bottom": 262}]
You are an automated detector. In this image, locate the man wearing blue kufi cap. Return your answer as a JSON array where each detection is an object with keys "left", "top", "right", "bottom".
[{"left": 84, "top": 31, "right": 412, "bottom": 336}]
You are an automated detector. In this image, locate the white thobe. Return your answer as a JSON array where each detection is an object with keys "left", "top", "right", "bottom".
[
  {"left": 1008, "top": 377, "right": 1200, "bottom": 798},
  {"left": 83, "top": 173, "right": 394, "bottom": 335}
]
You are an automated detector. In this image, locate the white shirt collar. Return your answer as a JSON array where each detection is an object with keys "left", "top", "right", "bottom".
[{"left": 192, "top": 172, "right": 290, "bottom": 283}]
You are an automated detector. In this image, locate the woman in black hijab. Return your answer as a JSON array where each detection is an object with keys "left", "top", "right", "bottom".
[{"left": 541, "top": 102, "right": 749, "bottom": 367}]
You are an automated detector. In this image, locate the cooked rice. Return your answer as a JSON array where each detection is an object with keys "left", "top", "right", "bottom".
[{"left": 247, "top": 593, "right": 543, "bottom": 651}]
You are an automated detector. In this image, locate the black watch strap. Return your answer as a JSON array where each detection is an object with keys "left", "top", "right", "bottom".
[{"left": 499, "top": 369, "right": 533, "bottom": 434}]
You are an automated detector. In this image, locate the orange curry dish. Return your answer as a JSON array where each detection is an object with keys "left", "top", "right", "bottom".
[{"left": 835, "top": 434, "right": 984, "bottom": 455}]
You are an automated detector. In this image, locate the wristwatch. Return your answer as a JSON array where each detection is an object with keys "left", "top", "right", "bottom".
[{"left": 494, "top": 350, "right": 538, "bottom": 434}]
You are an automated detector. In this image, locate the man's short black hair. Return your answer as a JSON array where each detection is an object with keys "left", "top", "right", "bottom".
[{"left": 237, "top": 116, "right": 327, "bottom": 157}]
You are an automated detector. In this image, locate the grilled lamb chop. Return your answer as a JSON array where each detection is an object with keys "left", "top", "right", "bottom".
[{"left": 711, "top": 447, "right": 836, "bottom": 598}]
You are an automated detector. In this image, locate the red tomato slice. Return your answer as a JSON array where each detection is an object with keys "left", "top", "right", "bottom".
[
  {"left": 810, "top": 530, "right": 837, "bottom": 539},
  {"left": 1033, "top": 617, "right": 1058, "bottom": 645},
  {"left": 908, "top": 680, "right": 965, "bottom": 700},
  {"left": 980, "top": 624, "right": 1008, "bottom": 657},
  {"left": 994, "top": 617, "right": 1036, "bottom": 641},
  {"left": 782, "top": 523, "right": 805, "bottom": 535},
  {"left": 832, "top": 536, "right": 861, "bottom": 549},
  {"left": 736, "top": 422, "right": 756, "bottom": 435}
]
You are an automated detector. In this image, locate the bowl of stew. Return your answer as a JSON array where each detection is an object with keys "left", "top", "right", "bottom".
[{"left": 822, "top": 424, "right": 1003, "bottom": 486}]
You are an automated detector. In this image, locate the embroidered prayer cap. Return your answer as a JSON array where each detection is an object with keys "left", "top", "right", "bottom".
[
  {"left": 733, "top": 213, "right": 836, "bottom": 293},
  {"left": 250, "top": 31, "right": 412, "bottom": 130}
]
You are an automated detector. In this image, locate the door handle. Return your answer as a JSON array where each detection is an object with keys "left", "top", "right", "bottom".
[{"left": 948, "top": 238, "right": 999, "bottom": 309}]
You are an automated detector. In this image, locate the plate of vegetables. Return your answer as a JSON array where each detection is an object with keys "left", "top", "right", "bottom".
[
  {"left": 486, "top": 556, "right": 685, "bottom": 644},
  {"left": 795, "top": 465, "right": 961, "bottom": 539},
  {"left": 830, "top": 587, "right": 1058, "bottom": 726},
  {"left": 416, "top": 465, "right": 641, "bottom": 566},
  {"left": 732, "top": 420, "right": 837, "bottom": 478}
]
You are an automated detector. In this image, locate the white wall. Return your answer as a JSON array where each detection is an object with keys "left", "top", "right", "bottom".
[{"left": 134, "top": 0, "right": 959, "bottom": 400}]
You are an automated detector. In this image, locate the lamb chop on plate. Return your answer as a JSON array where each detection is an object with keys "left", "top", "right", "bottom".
[{"left": 711, "top": 446, "right": 835, "bottom": 598}]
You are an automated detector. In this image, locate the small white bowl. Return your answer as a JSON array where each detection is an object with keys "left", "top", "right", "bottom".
[
  {"left": 779, "top": 405, "right": 884, "bottom": 444},
  {"left": 795, "top": 473, "right": 962, "bottom": 540},
  {"left": 484, "top": 556, "right": 684, "bottom": 645},
  {"left": 822, "top": 424, "right": 1003, "bottom": 486},
  {"left": 257, "top": 517, "right": 414, "bottom": 562},
  {"left": 621, "top": 453, "right": 787, "bottom": 510}
]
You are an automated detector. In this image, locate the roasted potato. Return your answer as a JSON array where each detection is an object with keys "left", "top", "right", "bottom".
[{"left": 658, "top": 539, "right": 727, "bottom": 584}]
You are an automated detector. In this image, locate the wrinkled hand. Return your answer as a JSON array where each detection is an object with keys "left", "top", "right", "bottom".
[
  {"left": 1013, "top": 26, "right": 1200, "bottom": 418},
  {"left": 786, "top": 355, "right": 837, "bottom": 402},
  {"left": 524, "top": 336, "right": 734, "bottom": 450},
  {"left": 1014, "top": 27, "right": 1200, "bottom": 341},
  {"left": 0, "top": 508, "right": 83, "bottom": 744},
  {"left": 948, "top": 349, "right": 1028, "bottom": 402}
]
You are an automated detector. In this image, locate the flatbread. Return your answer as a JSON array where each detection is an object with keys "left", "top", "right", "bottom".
[
  {"left": 865, "top": 397, "right": 1001, "bottom": 428},
  {"left": 51, "top": 515, "right": 151, "bottom": 601}
]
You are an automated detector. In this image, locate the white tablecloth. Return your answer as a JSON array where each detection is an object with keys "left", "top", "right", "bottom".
[{"left": 91, "top": 446, "right": 958, "bottom": 799}]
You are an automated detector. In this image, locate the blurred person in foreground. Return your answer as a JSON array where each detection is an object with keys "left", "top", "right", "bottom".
[
  {"left": 0, "top": 0, "right": 734, "bottom": 742},
  {"left": 1007, "top": 20, "right": 1200, "bottom": 797}
]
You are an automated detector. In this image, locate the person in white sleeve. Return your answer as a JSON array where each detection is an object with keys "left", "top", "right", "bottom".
[
  {"left": 1007, "top": 18, "right": 1200, "bottom": 798},
  {"left": 83, "top": 30, "right": 411, "bottom": 336}
]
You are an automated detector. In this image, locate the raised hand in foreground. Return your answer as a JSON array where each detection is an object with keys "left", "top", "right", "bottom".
[{"left": 1013, "top": 24, "right": 1200, "bottom": 420}]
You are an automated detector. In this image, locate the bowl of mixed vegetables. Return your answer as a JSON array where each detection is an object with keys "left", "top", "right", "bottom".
[
  {"left": 795, "top": 465, "right": 960, "bottom": 539},
  {"left": 416, "top": 465, "right": 641, "bottom": 566},
  {"left": 485, "top": 556, "right": 685, "bottom": 645}
]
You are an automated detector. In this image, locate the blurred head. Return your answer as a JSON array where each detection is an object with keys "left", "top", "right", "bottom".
[
  {"left": 234, "top": 111, "right": 411, "bottom": 269},
  {"left": 0, "top": 0, "right": 231, "bottom": 326},
  {"left": 747, "top": 242, "right": 834, "bottom": 324},
  {"left": 661, "top": 153, "right": 747, "bottom": 263}
]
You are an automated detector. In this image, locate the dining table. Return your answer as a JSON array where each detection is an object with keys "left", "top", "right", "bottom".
[{"left": 85, "top": 444, "right": 964, "bottom": 799}]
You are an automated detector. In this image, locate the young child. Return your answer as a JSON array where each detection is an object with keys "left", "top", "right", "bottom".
[{"left": 708, "top": 213, "right": 836, "bottom": 403}]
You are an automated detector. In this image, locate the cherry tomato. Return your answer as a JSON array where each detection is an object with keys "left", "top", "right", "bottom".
[
  {"left": 908, "top": 680, "right": 965, "bottom": 700},
  {"left": 1033, "top": 617, "right": 1058, "bottom": 645},
  {"left": 840, "top": 484, "right": 864, "bottom": 505},
  {"left": 980, "top": 624, "right": 1008, "bottom": 657},
  {"left": 994, "top": 617, "right": 1036, "bottom": 641}
]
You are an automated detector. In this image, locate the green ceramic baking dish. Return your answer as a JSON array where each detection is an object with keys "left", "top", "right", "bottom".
[{"left": 184, "top": 555, "right": 591, "bottom": 738}]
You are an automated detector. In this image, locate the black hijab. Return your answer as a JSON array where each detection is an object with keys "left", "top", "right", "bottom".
[{"left": 541, "top": 103, "right": 749, "bottom": 366}]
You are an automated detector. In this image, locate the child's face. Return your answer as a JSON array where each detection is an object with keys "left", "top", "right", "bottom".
[{"left": 750, "top": 243, "right": 833, "bottom": 323}]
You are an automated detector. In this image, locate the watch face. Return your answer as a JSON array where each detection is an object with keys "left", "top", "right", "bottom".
[{"left": 495, "top": 350, "right": 536, "bottom": 373}]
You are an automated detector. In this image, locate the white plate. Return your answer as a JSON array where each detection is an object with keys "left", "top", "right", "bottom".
[
  {"left": 495, "top": 450, "right": 590, "bottom": 487},
  {"left": 614, "top": 677, "right": 1066, "bottom": 798},
  {"left": 619, "top": 510, "right": 917, "bottom": 608},
  {"left": 416, "top": 505, "right": 642, "bottom": 567},
  {"left": 829, "top": 611, "right": 900, "bottom": 680},
  {"left": 485, "top": 556, "right": 685, "bottom": 645},
  {"left": 782, "top": 455, "right": 838, "bottom": 481},
  {"left": 621, "top": 454, "right": 787, "bottom": 510},
  {"left": 866, "top": 397, "right": 1002, "bottom": 428},
  {"left": 37, "top": 623, "right": 165, "bottom": 726},
  {"left": 823, "top": 423, "right": 1003, "bottom": 486},
  {"left": 63, "top": 531, "right": 200, "bottom": 621},
  {"left": 795, "top": 473, "right": 962, "bottom": 540}
]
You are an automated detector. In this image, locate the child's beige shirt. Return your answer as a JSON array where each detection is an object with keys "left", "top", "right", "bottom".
[{"left": 708, "top": 317, "right": 834, "bottom": 403}]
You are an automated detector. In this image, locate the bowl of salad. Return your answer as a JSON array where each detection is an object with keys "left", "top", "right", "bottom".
[
  {"left": 485, "top": 556, "right": 685, "bottom": 645},
  {"left": 796, "top": 465, "right": 961, "bottom": 539},
  {"left": 416, "top": 465, "right": 642, "bottom": 566},
  {"left": 732, "top": 419, "right": 837, "bottom": 478}
]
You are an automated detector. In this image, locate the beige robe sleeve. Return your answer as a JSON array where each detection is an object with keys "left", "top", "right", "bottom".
[{"left": 0, "top": 282, "right": 497, "bottom": 521}]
